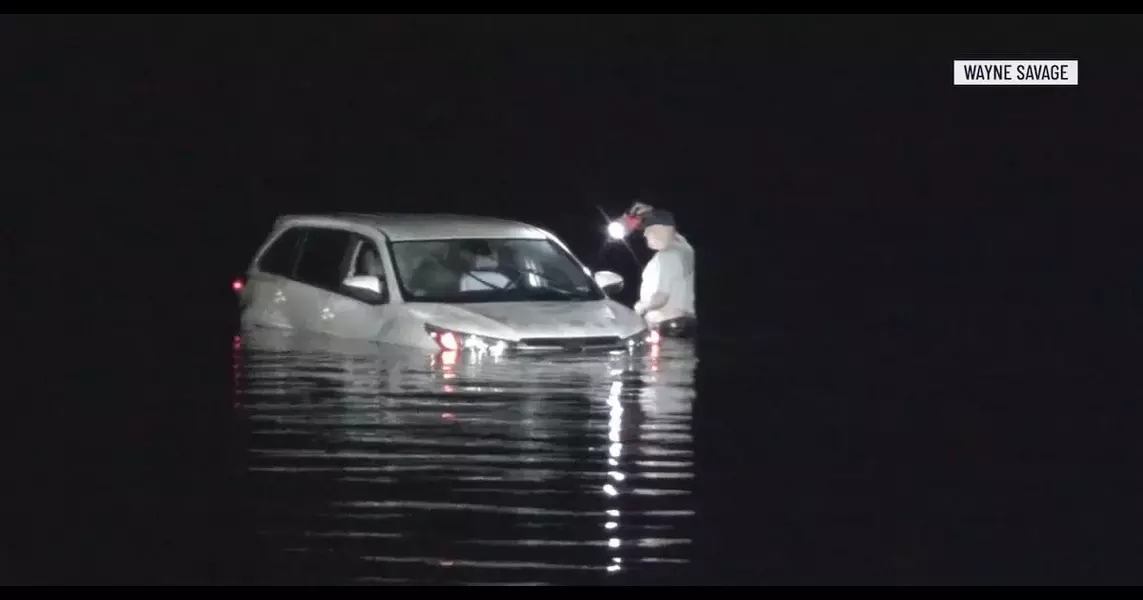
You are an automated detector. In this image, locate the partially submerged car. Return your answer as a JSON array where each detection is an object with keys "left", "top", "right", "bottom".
[{"left": 235, "top": 213, "right": 658, "bottom": 355}]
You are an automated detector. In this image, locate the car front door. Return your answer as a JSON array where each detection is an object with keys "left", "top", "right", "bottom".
[{"left": 322, "top": 232, "right": 399, "bottom": 341}]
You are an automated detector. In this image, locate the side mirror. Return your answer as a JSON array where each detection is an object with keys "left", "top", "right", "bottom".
[
  {"left": 593, "top": 270, "right": 624, "bottom": 294},
  {"left": 342, "top": 275, "right": 386, "bottom": 303}
]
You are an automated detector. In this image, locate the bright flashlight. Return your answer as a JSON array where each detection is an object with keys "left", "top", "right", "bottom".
[
  {"left": 607, "top": 220, "right": 627, "bottom": 240},
  {"left": 606, "top": 213, "right": 642, "bottom": 241}
]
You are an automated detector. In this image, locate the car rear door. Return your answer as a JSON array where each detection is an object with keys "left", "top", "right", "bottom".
[
  {"left": 244, "top": 226, "right": 304, "bottom": 330},
  {"left": 291, "top": 227, "right": 355, "bottom": 334}
]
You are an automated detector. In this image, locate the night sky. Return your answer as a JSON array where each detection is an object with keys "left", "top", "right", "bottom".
[{"left": 8, "top": 14, "right": 1143, "bottom": 584}]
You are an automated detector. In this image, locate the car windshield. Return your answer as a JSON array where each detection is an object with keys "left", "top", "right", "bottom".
[{"left": 389, "top": 237, "right": 605, "bottom": 303}]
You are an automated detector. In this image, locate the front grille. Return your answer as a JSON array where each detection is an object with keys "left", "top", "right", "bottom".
[{"left": 515, "top": 335, "right": 624, "bottom": 352}]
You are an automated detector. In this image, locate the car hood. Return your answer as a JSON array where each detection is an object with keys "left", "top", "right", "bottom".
[{"left": 407, "top": 299, "right": 645, "bottom": 340}]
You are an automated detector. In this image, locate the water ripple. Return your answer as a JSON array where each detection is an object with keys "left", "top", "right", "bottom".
[{"left": 233, "top": 330, "right": 696, "bottom": 585}]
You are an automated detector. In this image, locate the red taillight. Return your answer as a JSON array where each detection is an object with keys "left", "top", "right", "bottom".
[
  {"left": 232, "top": 278, "right": 244, "bottom": 292},
  {"left": 648, "top": 329, "right": 661, "bottom": 344}
]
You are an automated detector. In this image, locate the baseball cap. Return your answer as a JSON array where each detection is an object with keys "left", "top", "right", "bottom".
[{"left": 638, "top": 208, "right": 676, "bottom": 229}]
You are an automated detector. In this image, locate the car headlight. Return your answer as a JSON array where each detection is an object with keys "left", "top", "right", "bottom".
[
  {"left": 424, "top": 323, "right": 513, "bottom": 355},
  {"left": 622, "top": 328, "right": 658, "bottom": 349}
]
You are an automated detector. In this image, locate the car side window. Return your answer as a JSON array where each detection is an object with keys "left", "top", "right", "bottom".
[
  {"left": 294, "top": 227, "right": 352, "bottom": 290},
  {"left": 257, "top": 227, "right": 303, "bottom": 277},
  {"left": 350, "top": 236, "right": 385, "bottom": 280}
]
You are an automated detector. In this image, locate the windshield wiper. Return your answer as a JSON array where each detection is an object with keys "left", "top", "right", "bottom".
[
  {"left": 503, "top": 267, "right": 582, "bottom": 297},
  {"left": 409, "top": 253, "right": 508, "bottom": 293},
  {"left": 418, "top": 254, "right": 574, "bottom": 296},
  {"left": 416, "top": 254, "right": 586, "bottom": 299}
]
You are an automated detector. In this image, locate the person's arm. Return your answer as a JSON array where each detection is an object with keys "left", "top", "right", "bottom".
[
  {"left": 634, "top": 253, "right": 681, "bottom": 315},
  {"left": 637, "top": 292, "right": 669, "bottom": 316}
]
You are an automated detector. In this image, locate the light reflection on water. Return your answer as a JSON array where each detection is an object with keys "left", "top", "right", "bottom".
[{"left": 232, "top": 330, "right": 696, "bottom": 585}]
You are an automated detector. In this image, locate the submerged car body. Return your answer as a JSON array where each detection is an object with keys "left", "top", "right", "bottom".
[{"left": 236, "top": 213, "right": 655, "bottom": 355}]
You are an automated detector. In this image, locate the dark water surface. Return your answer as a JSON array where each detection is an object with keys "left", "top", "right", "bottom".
[
  {"left": 14, "top": 333, "right": 697, "bottom": 585},
  {"left": 15, "top": 270, "right": 1140, "bottom": 585},
  {"left": 230, "top": 334, "right": 696, "bottom": 585},
  {"left": 16, "top": 304, "right": 1139, "bottom": 586}
]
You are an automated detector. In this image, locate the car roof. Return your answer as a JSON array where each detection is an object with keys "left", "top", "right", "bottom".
[{"left": 275, "top": 213, "right": 552, "bottom": 242}]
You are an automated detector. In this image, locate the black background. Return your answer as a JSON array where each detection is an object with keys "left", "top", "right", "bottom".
[{"left": 6, "top": 14, "right": 1143, "bottom": 584}]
